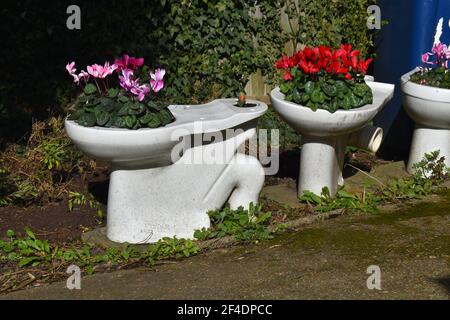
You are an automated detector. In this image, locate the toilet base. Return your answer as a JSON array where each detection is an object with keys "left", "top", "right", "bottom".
[
  {"left": 407, "top": 126, "right": 450, "bottom": 174},
  {"left": 105, "top": 130, "right": 265, "bottom": 244},
  {"left": 298, "top": 135, "right": 347, "bottom": 197}
]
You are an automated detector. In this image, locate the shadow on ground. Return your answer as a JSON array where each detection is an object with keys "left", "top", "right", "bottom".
[{"left": 435, "top": 276, "right": 450, "bottom": 295}]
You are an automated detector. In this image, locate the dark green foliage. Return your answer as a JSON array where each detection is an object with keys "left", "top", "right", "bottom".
[
  {"left": 68, "top": 89, "right": 174, "bottom": 129},
  {"left": 0, "top": 229, "right": 199, "bottom": 269},
  {"left": 194, "top": 203, "right": 279, "bottom": 241},
  {"left": 299, "top": 151, "right": 449, "bottom": 213},
  {"left": 1, "top": 0, "right": 377, "bottom": 120},
  {"left": 410, "top": 67, "right": 450, "bottom": 89},
  {"left": 153, "top": 0, "right": 286, "bottom": 103},
  {"left": 412, "top": 150, "right": 449, "bottom": 183},
  {"left": 283, "top": 0, "right": 379, "bottom": 57},
  {"left": 280, "top": 71, "right": 373, "bottom": 113},
  {"left": 300, "top": 187, "right": 380, "bottom": 213}
]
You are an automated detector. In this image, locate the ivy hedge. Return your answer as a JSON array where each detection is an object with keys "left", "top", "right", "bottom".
[{"left": 1, "top": 0, "right": 377, "bottom": 133}]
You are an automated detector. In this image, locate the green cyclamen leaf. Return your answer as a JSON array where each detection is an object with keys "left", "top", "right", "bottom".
[
  {"left": 118, "top": 95, "right": 129, "bottom": 103},
  {"left": 321, "top": 82, "right": 338, "bottom": 97},
  {"left": 157, "top": 109, "right": 174, "bottom": 125},
  {"left": 107, "top": 88, "right": 119, "bottom": 98},
  {"left": 124, "top": 115, "right": 137, "bottom": 128},
  {"left": 114, "top": 117, "right": 126, "bottom": 128},
  {"left": 83, "top": 83, "right": 97, "bottom": 95},
  {"left": 128, "top": 103, "right": 146, "bottom": 116},
  {"left": 117, "top": 104, "right": 130, "bottom": 116},
  {"left": 147, "top": 114, "right": 162, "bottom": 128},
  {"left": 304, "top": 81, "right": 314, "bottom": 94},
  {"left": 95, "top": 110, "right": 110, "bottom": 126},
  {"left": 77, "top": 113, "right": 96, "bottom": 127}
]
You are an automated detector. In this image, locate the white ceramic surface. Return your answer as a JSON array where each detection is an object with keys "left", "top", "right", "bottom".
[
  {"left": 65, "top": 99, "right": 267, "bottom": 169},
  {"left": 270, "top": 81, "right": 395, "bottom": 196},
  {"left": 270, "top": 81, "right": 394, "bottom": 137},
  {"left": 401, "top": 69, "right": 450, "bottom": 172},
  {"left": 65, "top": 99, "right": 267, "bottom": 243}
]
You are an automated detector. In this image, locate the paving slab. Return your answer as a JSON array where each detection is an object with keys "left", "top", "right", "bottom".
[
  {"left": 345, "top": 161, "right": 409, "bottom": 193},
  {"left": 3, "top": 189, "right": 450, "bottom": 300}
]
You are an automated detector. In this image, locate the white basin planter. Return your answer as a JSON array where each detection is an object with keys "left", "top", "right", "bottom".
[
  {"left": 270, "top": 81, "right": 395, "bottom": 197},
  {"left": 401, "top": 69, "right": 450, "bottom": 173},
  {"left": 65, "top": 99, "right": 267, "bottom": 243}
]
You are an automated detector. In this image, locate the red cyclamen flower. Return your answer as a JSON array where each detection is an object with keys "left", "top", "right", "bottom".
[{"left": 114, "top": 54, "right": 144, "bottom": 72}]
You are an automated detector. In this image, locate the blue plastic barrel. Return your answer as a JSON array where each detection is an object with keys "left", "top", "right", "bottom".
[{"left": 373, "top": 0, "right": 450, "bottom": 159}]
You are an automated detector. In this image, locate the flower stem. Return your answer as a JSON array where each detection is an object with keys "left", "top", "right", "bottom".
[{"left": 94, "top": 79, "right": 102, "bottom": 94}]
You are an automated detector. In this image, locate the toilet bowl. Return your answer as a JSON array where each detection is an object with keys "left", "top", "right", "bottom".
[
  {"left": 401, "top": 69, "right": 450, "bottom": 173},
  {"left": 65, "top": 99, "right": 268, "bottom": 243},
  {"left": 270, "top": 81, "right": 395, "bottom": 196}
]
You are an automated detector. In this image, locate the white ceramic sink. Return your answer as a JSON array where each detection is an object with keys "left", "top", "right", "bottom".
[
  {"left": 270, "top": 80, "right": 395, "bottom": 196},
  {"left": 401, "top": 69, "right": 450, "bottom": 172},
  {"left": 270, "top": 81, "right": 395, "bottom": 137}
]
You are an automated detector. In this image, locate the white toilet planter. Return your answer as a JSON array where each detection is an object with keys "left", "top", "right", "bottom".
[
  {"left": 270, "top": 81, "right": 395, "bottom": 197},
  {"left": 65, "top": 99, "right": 267, "bottom": 243},
  {"left": 401, "top": 69, "right": 450, "bottom": 173}
]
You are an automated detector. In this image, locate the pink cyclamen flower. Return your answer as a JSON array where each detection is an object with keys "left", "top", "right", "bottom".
[
  {"left": 422, "top": 53, "right": 435, "bottom": 65},
  {"left": 78, "top": 70, "right": 90, "bottom": 83},
  {"left": 131, "top": 84, "right": 150, "bottom": 102},
  {"left": 119, "top": 69, "right": 138, "bottom": 91},
  {"left": 432, "top": 42, "right": 448, "bottom": 57},
  {"left": 87, "top": 62, "right": 117, "bottom": 79},
  {"left": 66, "top": 62, "right": 76, "bottom": 75},
  {"left": 119, "top": 69, "right": 149, "bottom": 101},
  {"left": 431, "top": 42, "right": 450, "bottom": 67},
  {"left": 150, "top": 68, "right": 165, "bottom": 93},
  {"left": 66, "top": 62, "right": 81, "bottom": 84},
  {"left": 114, "top": 54, "right": 144, "bottom": 72}
]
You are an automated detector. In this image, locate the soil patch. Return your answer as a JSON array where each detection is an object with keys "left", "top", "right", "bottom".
[{"left": 0, "top": 172, "right": 108, "bottom": 243}]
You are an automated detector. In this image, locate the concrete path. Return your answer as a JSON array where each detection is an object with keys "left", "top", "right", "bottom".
[{"left": 3, "top": 191, "right": 450, "bottom": 300}]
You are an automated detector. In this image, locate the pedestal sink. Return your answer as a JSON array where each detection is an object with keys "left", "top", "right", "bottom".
[{"left": 270, "top": 81, "right": 395, "bottom": 196}]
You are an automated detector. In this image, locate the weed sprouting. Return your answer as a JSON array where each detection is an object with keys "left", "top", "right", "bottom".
[
  {"left": 300, "top": 151, "right": 449, "bottom": 213},
  {"left": 194, "top": 203, "right": 280, "bottom": 242},
  {"left": 68, "top": 191, "right": 104, "bottom": 224}
]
